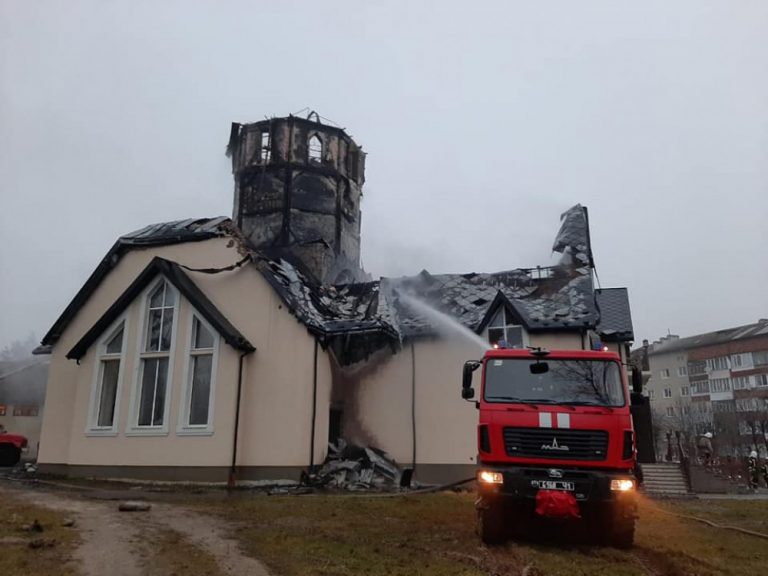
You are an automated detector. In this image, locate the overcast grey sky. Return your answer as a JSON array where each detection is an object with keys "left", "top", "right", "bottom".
[{"left": 1, "top": 0, "right": 766, "bottom": 350}]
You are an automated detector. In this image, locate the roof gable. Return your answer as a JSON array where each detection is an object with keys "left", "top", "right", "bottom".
[
  {"left": 41, "top": 217, "right": 230, "bottom": 349},
  {"left": 66, "top": 257, "right": 254, "bottom": 360}
]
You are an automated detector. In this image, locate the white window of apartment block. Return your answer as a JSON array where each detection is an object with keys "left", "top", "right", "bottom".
[
  {"left": 711, "top": 378, "right": 732, "bottom": 393},
  {"left": 706, "top": 356, "right": 729, "bottom": 371},
  {"left": 677, "top": 366, "right": 688, "bottom": 377},
  {"left": 660, "top": 369, "right": 670, "bottom": 380},
  {"left": 663, "top": 388, "right": 672, "bottom": 398},
  {"left": 666, "top": 406, "right": 674, "bottom": 417},
  {"left": 681, "top": 386, "right": 689, "bottom": 396},
  {"left": 732, "top": 376, "right": 750, "bottom": 390},
  {"left": 756, "top": 374, "right": 768, "bottom": 387}
]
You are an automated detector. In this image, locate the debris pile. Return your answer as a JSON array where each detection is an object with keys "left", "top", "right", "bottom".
[{"left": 312, "top": 440, "right": 407, "bottom": 491}]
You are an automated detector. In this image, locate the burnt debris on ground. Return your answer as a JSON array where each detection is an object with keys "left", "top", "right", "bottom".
[{"left": 307, "top": 440, "right": 409, "bottom": 491}]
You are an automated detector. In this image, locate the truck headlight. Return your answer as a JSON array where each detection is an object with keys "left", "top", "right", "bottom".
[
  {"left": 478, "top": 470, "right": 504, "bottom": 484},
  {"left": 610, "top": 479, "right": 635, "bottom": 492}
]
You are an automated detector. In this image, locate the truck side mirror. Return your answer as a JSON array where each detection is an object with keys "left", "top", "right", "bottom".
[
  {"left": 462, "top": 361, "right": 480, "bottom": 400},
  {"left": 631, "top": 366, "right": 643, "bottom": 395}
]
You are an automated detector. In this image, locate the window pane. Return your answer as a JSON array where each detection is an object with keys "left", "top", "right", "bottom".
[
  {"left": 106, "top": 327, "right": 123, "bottom": 354},
  {"left": 164, "top": 285, "right": 176, "bottom": 307},
  {"left": 146, "top": 309, "right": 162, "bottom": 352},
  {"left": 138, "top": 358, "right": 158, "bottom": 426},
  {"left": 488, "top": 309, "right": 504, "bottom": 328},
  {"left": 97, "top": 360, "right": 120, "bottom": 427},
  {"left": 160, "top": 309, "right": 174, "bottom": 351},
  {"left": 138, "top": 358, "right": 168, "bottom": 426},
  {"left": 152, "top": 358, "right": 168, "bottom": 426},
  {"left": 193, "top": 319, "right": 214, "bottom": 349},
  {"left": 504, "top": 326, "right": 524, "bottom": 347},
  {"left": 488, "top": 328, "right": 504, "bottom": 345},
  {"left": 189, "top": 355, "right": 213, "bottom": 425},
  {"left": 149, "top": 284, "right": 165, "bottom": 308}
]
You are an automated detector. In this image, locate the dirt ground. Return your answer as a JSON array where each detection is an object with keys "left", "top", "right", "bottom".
[
  {"left": 2, "top": 479, "right": 768, "bottom": 576},
  {"left": 0, "top": 482, "right": 271, "bottom": 576}
]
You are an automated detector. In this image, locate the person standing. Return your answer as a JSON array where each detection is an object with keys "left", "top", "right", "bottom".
[
  {"left": 697, "top": 432, "right": 713, "bottom": 466},
  {"left": 761, "top": 458, "right": 768, "bottom": 489},
  {"left": 747, "top": 451, "right": 759, "bottom": 490}
]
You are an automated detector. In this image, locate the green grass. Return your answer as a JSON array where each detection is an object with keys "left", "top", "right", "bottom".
[
  {"left": 193, "top": 491, "right": 768, "bottom": 576},
  {"left": 0, "top": 488, "right": 80, "bottom": 576}
]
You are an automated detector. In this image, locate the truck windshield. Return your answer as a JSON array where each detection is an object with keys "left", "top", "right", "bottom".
[{"left": 484, "top": 358, "right": 625, "bottom": 407}]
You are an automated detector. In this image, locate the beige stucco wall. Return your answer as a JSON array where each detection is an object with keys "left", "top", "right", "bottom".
[
  {"left": 38, "top": 237, "right": 328, "bottom": 472},
  {"left": 353, "top": 330, "right": 590, "bottom": 468},
  {"left": 38, "top": 235, "right": 609, "bottom": 479}
]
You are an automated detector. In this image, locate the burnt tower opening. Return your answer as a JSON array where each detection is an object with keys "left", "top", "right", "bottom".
[{"left": 228, "top": 111, "right": 367, "bottom": 284}]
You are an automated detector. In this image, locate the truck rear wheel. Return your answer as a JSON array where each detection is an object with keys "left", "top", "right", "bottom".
[
  {"left": 0, "top": 444, "right": 21, "bottom": 467},
  {"left": 477, "top": 501, "right": 506, "bottom": 545}
]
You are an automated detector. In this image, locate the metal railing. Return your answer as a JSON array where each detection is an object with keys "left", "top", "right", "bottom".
[{"left": 675, "top": 431, "right": 692, "bottom": 492}]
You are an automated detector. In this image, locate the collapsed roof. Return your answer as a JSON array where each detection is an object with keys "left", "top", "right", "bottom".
[
  {"left": 255, "top": 204, "right": 633, "bottom": 362},
  {"left": 39, "top": 205, "right": 634, "bottom": 364}
]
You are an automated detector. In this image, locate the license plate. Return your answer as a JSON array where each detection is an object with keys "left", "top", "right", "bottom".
[{"left": 530, "top": 480, "right": 575, "bottom": 491}]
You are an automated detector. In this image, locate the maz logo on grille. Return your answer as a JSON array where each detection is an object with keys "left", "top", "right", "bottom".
[{"left": 541, "top": 438, "right": 570, "bottom": 451}]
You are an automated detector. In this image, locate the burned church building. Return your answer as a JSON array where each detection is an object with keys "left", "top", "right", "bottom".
[{"left": 35, "top": 113, "right": 634, "bottom": 484}]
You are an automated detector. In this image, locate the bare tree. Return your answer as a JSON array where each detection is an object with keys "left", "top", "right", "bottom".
[{"left": 0, "top": 333, "right": 37, "bottom": 361}]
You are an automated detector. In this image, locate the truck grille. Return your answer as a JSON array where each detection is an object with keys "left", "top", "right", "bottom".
[{"left": 503, "top": 427, "right": 609, "bottom": 461}]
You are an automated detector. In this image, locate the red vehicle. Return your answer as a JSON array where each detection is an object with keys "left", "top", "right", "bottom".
[
  {"left": 0, "top": 429, "right": 28, "bottom": 467},
  {"left": 462, "top": 347, "right": 638, "bottom": 547}
]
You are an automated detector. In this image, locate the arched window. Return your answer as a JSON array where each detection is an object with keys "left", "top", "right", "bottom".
[
  {"left": 308, "top": 134, "right": 323, "bottom": 162},
  {"left": 178, "top": 314, "right": 219, "bottom": 433},
  {"left": 134, "top": 280, "right": 177, "bottom": 429},
  {"left": 487, "top": 307, "right": 524, "bottom": 348},
  {"left": 260, "top": 131, "right": 271, "bottom": 162},
  {"left": 87, "top": 319, "right": 126, "bottom": 433}
]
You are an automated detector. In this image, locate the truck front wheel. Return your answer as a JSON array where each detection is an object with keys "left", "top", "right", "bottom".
[
  {"left": 476, "top": 498, "right": 506, "bottom": 545},
  {"left": 607, "top": 504, "right": 636, "bottom": 549},
  {"left": 610, "top": 516, "right": 635, "bottom": 549},
  {"left": 0, "top": 444, "right": 21, "bottom": 467}
]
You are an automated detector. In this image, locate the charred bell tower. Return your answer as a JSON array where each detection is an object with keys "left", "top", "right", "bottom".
[{"left": 228, "top": 112, "right": 366, "bottom": 284}]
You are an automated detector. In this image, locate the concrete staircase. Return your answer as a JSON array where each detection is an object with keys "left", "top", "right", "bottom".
[{"left": 640, "top": 463, "right": 691, "bottom": 496}]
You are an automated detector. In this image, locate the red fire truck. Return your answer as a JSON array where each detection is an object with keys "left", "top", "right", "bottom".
[
  {"left": 462, "top": 347, "right": 638, "bottom": 547},
  {"left": 0, "top": 428, "right": 28, "bottom": 467}
]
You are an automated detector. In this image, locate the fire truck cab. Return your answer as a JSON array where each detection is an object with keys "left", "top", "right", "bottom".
[{"left": 462, "top": 347, "right": 638, "bottom": 547}]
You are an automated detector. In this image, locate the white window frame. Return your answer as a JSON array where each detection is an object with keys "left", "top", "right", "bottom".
[
  {"left": 680, "top": 386, "right": 689, "bottom": 397},
  {"left": 177, "top": 311, "right": 220, "bottom": 436},
  {"left": 126, "top": 278, "right": 179, "bottom": 436},
  {"left": 677, "top": 366, "right": 688, "bottom": 377},
  {"left": 663, "top": 387, "right": 672, "bottom": 398},
  {"left": 85, "top": 316, "right": 128, "bottom": 436},
  {"left": 660, "top": 369, "right": 670, "bottom": 380},
  {"left": 486, "top": 307, "right": 528, "bottom": 348}
]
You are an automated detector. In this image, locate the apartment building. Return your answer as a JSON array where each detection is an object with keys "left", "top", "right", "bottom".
[{"left": 641, "top": 320, "right": 768, "bottom": 457}]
